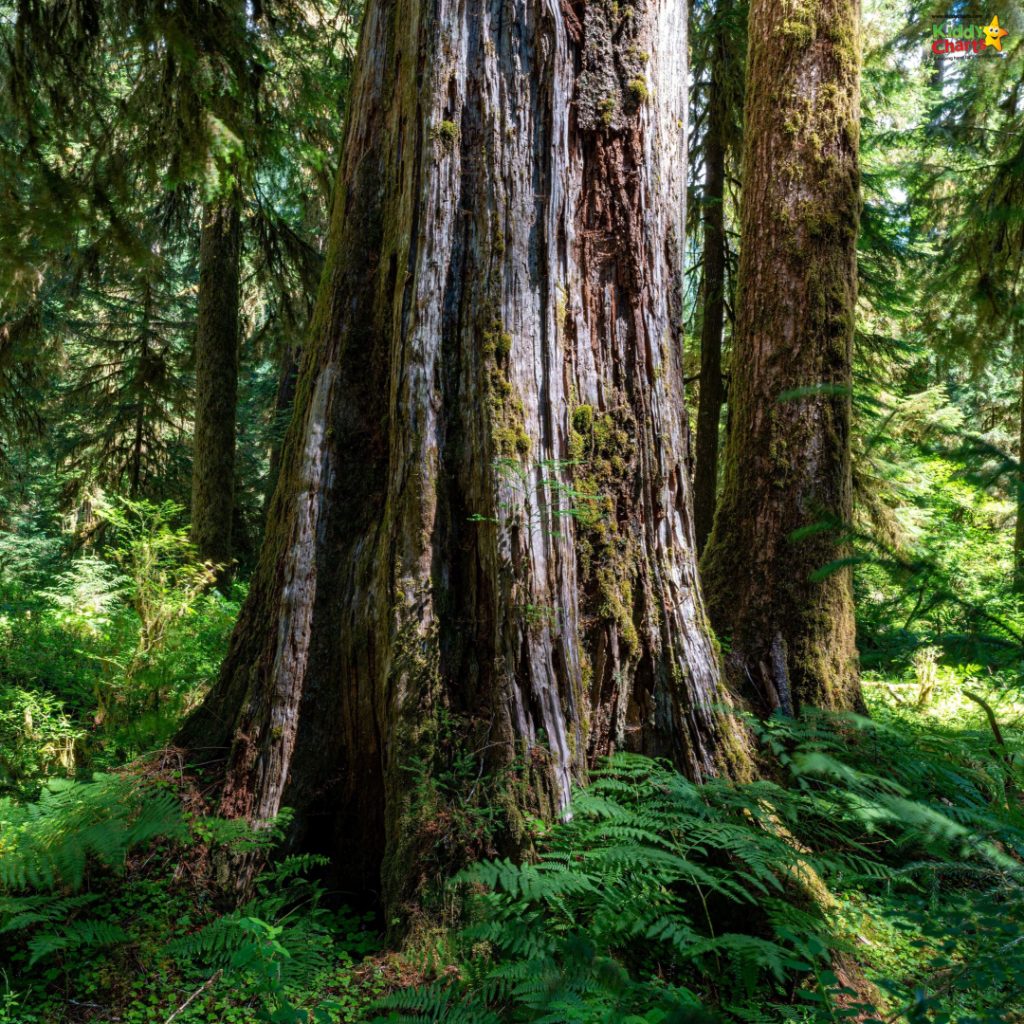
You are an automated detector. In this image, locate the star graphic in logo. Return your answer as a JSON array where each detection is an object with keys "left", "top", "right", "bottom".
[{"left": 983, "top": 14, "right": 1009, "bottom": 51}]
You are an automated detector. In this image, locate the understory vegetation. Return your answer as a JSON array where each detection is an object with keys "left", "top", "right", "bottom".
[{"left": 2, "top": 442, "right": 1024, "bottom": 1022}]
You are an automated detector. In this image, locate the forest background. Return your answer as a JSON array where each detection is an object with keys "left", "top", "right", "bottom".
[{"left": 1, "top": 0, "right": 1023, "bottom": 1022}]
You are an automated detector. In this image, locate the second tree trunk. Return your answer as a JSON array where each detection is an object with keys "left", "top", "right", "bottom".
[
  {"left": 693, "top": 18, "right": 729, "bottom": 557},
  {"left": 700, "top": 0, "right": 864, "bottom": 713},
  {"left": 192, "top": 199, "right": 241, "bottom": 586}
]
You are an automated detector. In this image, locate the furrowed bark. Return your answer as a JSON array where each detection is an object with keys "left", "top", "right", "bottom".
[
  {"left": 700, "top": 0, "right": 865, "bottom": 713},
  {"left": 180, "top": 0, "right": 736, "bottom": 925},
  {"left": 192, "top": 199, "right": 241, "bottom": 588},
  {"left": 692, "top": 20, "right": 728, "bottom": 558}
]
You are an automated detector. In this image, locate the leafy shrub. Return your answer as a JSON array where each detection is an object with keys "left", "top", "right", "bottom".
[{"left": 0, "top": 685, "right": 81, "bottom": 795}]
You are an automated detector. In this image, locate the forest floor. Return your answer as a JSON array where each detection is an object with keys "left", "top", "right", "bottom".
[
  {"left": 2, "top": 671, "right": 1021, "bottom": 1024},
  {"left": 2, "top": 500, "right": 1022, "bottom": 1022}
]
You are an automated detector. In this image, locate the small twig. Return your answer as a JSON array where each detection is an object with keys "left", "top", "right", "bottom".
[
  {"left": 964, "top": 689, "right": 1012, "bottom": 766},
  {"left": 163, "top": 969, "right": 222, "bottom": 1024}
]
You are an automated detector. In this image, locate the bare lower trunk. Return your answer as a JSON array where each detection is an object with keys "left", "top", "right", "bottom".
[
  {"left": 700, "top": 0, "right": 864, "bottom": 713},
  {"left": 692, "top": 23, "right": 728, "bottom": 557},
  {"left": 180, "top": 0, "right": 735, "bottom": 924},
  {"left": 191, "top": 199, "right": 241, "bottom": 587},
  {"left": 1015, "top": 362, "right": 1024, "bottom": 591}
]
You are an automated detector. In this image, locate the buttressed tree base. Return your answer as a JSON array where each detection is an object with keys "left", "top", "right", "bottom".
[{"left": 178, "top": 0, "right": 740, "bottom": 924}]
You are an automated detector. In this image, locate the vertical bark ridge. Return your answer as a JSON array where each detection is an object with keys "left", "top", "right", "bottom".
[{"left": 181, "top": 0, "right": 731, "bottom": 922}]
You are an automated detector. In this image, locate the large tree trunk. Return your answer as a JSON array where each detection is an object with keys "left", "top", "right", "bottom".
[
  {"left": 180, "top": 0, "right": 734, "bottom": 924},
  {"left": 700, "top": 0, "right": 864, "bottom": 714},
  {"left": 191, "top": 199, "right": 241, "bottom": 586},
  {"left": 692, "top": 18, "right": 728, "bottom": 557}
]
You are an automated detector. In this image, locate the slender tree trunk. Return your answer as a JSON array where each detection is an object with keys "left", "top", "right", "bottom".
[
  {"left": 693, "top": 21, "right": 729, "bottom": 557},
  {"left": 130, "top": 401, "right": 144, "bottom": 499},
  {"left": 700, "top": 0, "right": 864, "bottom": 713},
  {"left": 1014, "top": 360, "right": 1024, "bottom": 591},
  {"left": 180, "top": 0, "right": 737, "bottom": 924},
  {"left": 191, "top": 199, "right": 241, "bottom": 587},
  {"left": 263, "top": 342, "right": 301, "bottom": 517},
  {"left": 130, "top": 283, "right": 154, "bottom": 499}
]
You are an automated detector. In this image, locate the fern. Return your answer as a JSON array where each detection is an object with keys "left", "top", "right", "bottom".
[
  {"left": 0, "top": 771, "right": 343, "bottom": 1021},
  {"left": 379, "top": 713, "right": 1024, "bottom": 1023},
  {"left": 25, "top": 918, "right": 131, "bottom": 965},
  {"left": 0, "top": 773, "right": 187, "bottom": 891}
]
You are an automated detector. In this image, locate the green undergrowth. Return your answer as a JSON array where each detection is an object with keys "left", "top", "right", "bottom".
[
  {"left": 2, "top": 672, "right": 1021, "bottom": 1023},
  {"left": 0, "top": 771, "right": 383, "bottom": 1024},
  {"left": 0, "top": 497, "right": 240, "bottom": 796},
  {"left": 373, "top": 694, "right": 1024, "bottom": 1024}
]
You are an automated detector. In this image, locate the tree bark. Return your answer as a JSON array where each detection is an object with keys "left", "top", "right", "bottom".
[
  {"left": 191, "top": 199, "right": 241, "bottom": 587},
  {"left": 1014, "top": 361, "right": 1024, "bottom": 591},
  {"left": 263, "top": 342, "right": 301, "bottom": 517},
  {"left": 180, "top": 0, "right": 735, "bottom": 925},
  {"left": 700, "top": 0, "right": 864, "bottom": 714},
  {"left": 692, "top": 19, "right": 728, "bottom": 557}
]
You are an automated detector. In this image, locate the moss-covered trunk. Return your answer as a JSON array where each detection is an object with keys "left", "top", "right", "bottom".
[
  {"left": 180, "top": 0, "right": 733, "bottom": 925},
  {"left": 191, "top": 199, "right": 241, "bottom": 586},
  {"left": 692, "top": 23, "right": 728, "bottom": 558},
  {"left": 700, "top": 0, "right": 864, "bottom": 713}
]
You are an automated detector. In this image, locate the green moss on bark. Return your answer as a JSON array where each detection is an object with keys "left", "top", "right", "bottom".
[
  {"left": 700, "top": 0, "right": 864, "bottom": 715},
  {"left": 570, "top": 403, "right": 642, "bottom": 658}
]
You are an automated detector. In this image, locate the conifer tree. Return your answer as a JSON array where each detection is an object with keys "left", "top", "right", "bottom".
[
  {"left": 180, "top": 0, "right": 737, "bottom": 924},
  {"left": 701, "top": 0, "right": 865, "bottom": 713}
]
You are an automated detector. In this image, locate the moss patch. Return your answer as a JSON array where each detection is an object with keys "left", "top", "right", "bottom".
[
  {"left": 429, "top": 119, "right": 460, "bottom": 153},
  {"left": 569, "top": 401, "right": 641, "bottom": 658},
  {"left": 480, "top": 315, "right": 530, "bottom": 459}
]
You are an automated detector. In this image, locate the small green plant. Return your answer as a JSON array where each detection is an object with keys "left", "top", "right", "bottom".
[
  {"left": 627, "top": 76, "right": 649, "bottom": 103},
  {"left": 469, "top": 457, "right": 605, "bottom": 539},
  {"left": 96, "top": 497, "right": 218, "bottom": 672},
  {"left": 430, "top": 119, "right": 460, "bottom": 152}
]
